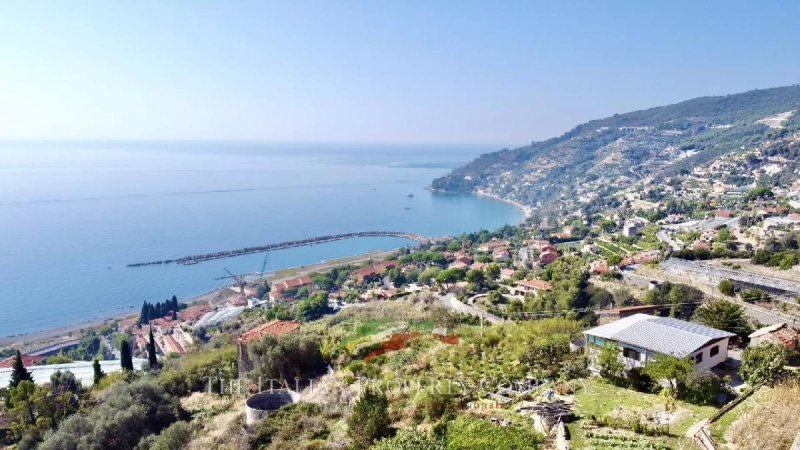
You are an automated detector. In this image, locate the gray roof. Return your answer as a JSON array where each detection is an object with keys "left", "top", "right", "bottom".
[{"left": 585, "top": 314, "right": 735, "bottom": 357}]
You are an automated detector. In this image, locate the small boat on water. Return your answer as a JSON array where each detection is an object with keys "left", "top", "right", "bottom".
[{"left": 407, "top": 193, "right": 414, "bottom": 198}]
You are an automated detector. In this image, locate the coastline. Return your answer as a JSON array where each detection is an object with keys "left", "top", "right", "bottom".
[
  {"left": 473, "top": 188, "right": 533, "bottom": 220},
  {"left": 1, "top": 189, "right": 517, "bottom": 352},
  {"left": 427, "top": 186, "right": 532, "bottom": 221},
  {"left": 0, "top": 248, "right": 399, "bottom": 352}
]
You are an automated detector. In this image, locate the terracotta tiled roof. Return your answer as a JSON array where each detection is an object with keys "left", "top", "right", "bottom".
[
  {"left": 237, "top": 320, "right": 302, "bottom": 343},
  {"left": 179, "top": 304, "right": 214, "bottom": 322},
  {"left": 0, "top": 354, "right": 45, "bottom": 369}
]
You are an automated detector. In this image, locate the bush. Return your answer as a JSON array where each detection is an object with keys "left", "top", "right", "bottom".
[
  {"left": 251, "top": 402, "right": 333, "bottom": 450},
  {"left": 158, "top": 345, "right": 237, "bottom": 396},
  {"left": 444, "top": 416, "right": 540, "bottom": 449},
  {"left": 248, "top": 333, "right": 327, "bottom": 382},
  {"left": 718, "top": 279, "right": 735, "bottom": 296},
  {"left": 739, "top": 288, "right": 770, "bottom": 303},
  {"left": 40, "top": 380, "right": 185, "bottom": 450},
  {"left": 347, "top": 390, "right": 390, "bottom": 449},
  {"left": 682, "top": 369, "right": 723, "bottom": 405},
  {"left": 740, "top": 342, "right": 790, "bottom": 386},
  {"left": 373, "top": 429, "right": 445, "bottom": 450},
  {"left": 135, "top": 421, "right": 193, "bottom": 450}
]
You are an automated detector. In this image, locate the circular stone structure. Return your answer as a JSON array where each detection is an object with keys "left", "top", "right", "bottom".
[{"left": 245, "top": 389, "right": 299, "bottom": 425}]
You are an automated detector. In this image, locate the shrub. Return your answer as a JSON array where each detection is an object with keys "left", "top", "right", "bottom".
[
  {"left": 373, "top": 429, "right": 445, "bottom": 450},
  {"left": 682, "top": 369, "right": 723, "bottom": 405},
  {"left": 40, "top": 380, "right": 184, "bottom": 450},
  {"left": 347, "top": 390, "right": 390, "bottom": 449},
  {"left": 248, "top": 333, "right": 327, "bottom": 382},
  {"left": 445, "top": 416, "right": 540, "bottom": 449},
  {"left": 135, "top": 421, "right": 193, "bottom": 450},
  {"left": 740, "top": 342, "right": 790, "bottom": 386},
  {"left": 158, "top": 345, "right": 237, "bottom": 396},
  {"left": 718, "top": 279, "right": 735, "bottom": 296},
  {"left": 739, "top": 288, "right": 770, "bottom": 303}
]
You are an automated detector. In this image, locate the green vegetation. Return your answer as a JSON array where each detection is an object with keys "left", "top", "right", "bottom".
[
  {"left": 643, "top": 281, "right": 704, "bottom": 306},
  {"left": 738, "top": 287, "right": 770, "bottom": 303},
  {"left": 39, "top": 380, "right": 185, "bottom": 450},
  {"left": 718, "top": 279, "right": 735, "bottom": 296},
  {"left": 692, "top": 300, "right": 752, "bottom": 338},
  {"left": 740, "top": 342, "right": 791, "bottom": 386},
  {"left": 9, "top": 350, "right": 32, "bottom": 389},
  {"left": 347, "top": 390, "right": 390, "bottom": 448}
]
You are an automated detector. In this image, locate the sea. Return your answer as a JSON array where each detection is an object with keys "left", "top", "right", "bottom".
[{"left": 0, "top": 141, "right": 521, "bottom": 338}]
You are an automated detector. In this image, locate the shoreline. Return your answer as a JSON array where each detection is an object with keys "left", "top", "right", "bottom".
[
  {"left": 473, "top": 188, "right": 533, "bottom": 220},
  {"left": 1, "top": 190, "right": 518, "bottom": 351},
  {"left": 0, "top": 248, "right": 400, "bottom": 352},
  {"left": 427, "top": 186, "right": 532, "bottom": 221}
]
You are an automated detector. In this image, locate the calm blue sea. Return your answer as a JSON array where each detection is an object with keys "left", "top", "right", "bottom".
[{"left": 0, "top": 141, "right": 520, "bottom": 338}]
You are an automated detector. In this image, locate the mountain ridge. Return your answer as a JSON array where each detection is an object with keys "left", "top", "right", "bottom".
[{"left": 432, "top": 85, "right": 800, "bottom": 218}]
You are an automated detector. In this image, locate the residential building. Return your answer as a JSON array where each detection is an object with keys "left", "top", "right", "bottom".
[
  {"left": 583, "top": 314, "right": 734, "bottom": 371},
  {"left": 622, "top": 222, "right": 642, "bottom": 237},
  {"left": 236, "top": 320, "right": 303, "bottom": 376},
  {"left": 539, "top": 248, "right": 559, "bottom": 265},
  {"left": 748, "top": 323, "right": 799, "bottom": 351},
  {"left": 351, "top": 261, "right": 398, "bottom": 283},
  {"left": 508, "top": 279, "right": 553, "bottom": 296}
]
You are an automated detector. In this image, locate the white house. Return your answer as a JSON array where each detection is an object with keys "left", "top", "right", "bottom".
[{"left": 583, "top": 314, "right": 735, "bottom": 371}]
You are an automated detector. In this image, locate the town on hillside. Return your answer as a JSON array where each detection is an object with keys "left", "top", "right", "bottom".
[{"left": 3, "top": 175, "right": 800, "bottom": 448}]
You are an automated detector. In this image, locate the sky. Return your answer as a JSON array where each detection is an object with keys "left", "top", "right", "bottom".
[{"left": 1, "top": 1, "right": 799, "bottom": 146}]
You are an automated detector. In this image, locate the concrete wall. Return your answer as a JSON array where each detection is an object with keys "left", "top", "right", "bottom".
[
  {"left": 587, "top": 338, "right": 730, "bottom": 372},
  {"left": 691, "top": 339, "right": 729, "bottom": 370}
]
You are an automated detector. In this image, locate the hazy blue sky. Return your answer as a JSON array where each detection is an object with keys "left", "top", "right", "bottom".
[{"left": 1, "top": 1, "right": 798, "bottom": 146}]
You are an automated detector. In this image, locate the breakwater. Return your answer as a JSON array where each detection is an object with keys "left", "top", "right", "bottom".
[{"left": 127, "top": 231, "right": 436, "bottom": 267}]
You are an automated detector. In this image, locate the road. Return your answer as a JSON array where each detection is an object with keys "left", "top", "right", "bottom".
[
  {"left": 622, "top": 267, "right": 800, "bottom": 327},
  {"left": 438, "top": 293, "right": 502, "bottom": 324},
  {"left": 656, "top": 230, "right": 681, "bottom": 251}
]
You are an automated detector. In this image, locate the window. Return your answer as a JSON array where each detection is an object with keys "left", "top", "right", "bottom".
[
  {"left": 623, "top": 348, "right": 640, "bottom": 360},
  {"left": 693, "top": 352, "right": 704, "bottom": 364},
  {"left": 710, "top": 345, "right": 719, "bottom": 357}
]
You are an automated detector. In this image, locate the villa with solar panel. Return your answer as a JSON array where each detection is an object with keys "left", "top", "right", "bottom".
[{"left": 583, "top": 314, "right": 736, "bottom": 371}]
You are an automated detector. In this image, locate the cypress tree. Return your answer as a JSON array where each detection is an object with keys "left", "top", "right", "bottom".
[
  {"left": 9, "top": 350, "right": 33, "bottom": 388},
  {"left": 120, "top": 339, "right": 134, "bottom": 371},
  {"left": 138, "top": 301, "right": 149, "bottom": 325},
  {"left": 172, "top": 309, "right": 178, "bottom": 321},
  {"left": 93, "top": 359, "right": 105, "bottom": 385},
  {"left": 147, "top": 326, "right": 158, "bottom": 368}
]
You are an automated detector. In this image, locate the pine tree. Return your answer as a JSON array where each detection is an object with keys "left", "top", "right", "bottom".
[
  {"left": 9, "top": 350, "right": 33, "bottom": 388},
  {"left": 147, "top": 325, "right": 158, "bottom": 369},
  {"left": 120, "top": 339, "right": 134, "bottom": 371},
  {"left": 93, "top": 359, "right": 105, "bottom": 385}
]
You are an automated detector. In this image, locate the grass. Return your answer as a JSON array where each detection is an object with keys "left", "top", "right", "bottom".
[
  {"left": 568, "top": 378, "right": 718, "bottom": 449},
  {"left": 340, "top": 318, "right": 434, "bottom": 345},
  {"left": 710, "top": 383, "right": 800, "bottom": 450}
]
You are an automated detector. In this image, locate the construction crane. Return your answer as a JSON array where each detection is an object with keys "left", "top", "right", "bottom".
[
  {"left": 217, "top": 267, "right": 246, "bottom": 294},
  {"left": 259, "top": 251, "right": 270, "bottom": 277}
]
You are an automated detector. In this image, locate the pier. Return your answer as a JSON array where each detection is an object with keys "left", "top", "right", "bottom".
[{"left": 127, "top": 231, "right": 438, "bottom": 267}]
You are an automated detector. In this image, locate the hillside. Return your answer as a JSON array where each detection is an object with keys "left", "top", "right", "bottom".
[{"left": 432, "top": 85, "right": 800, "bottom": 218}]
